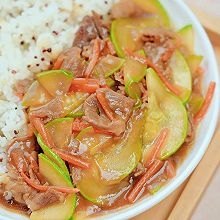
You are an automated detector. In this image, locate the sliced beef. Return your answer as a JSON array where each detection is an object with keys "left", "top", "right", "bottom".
[
  {"left": 83, "top": 88, "right": 135, "bottom": 136},
  {"left": 111, "top": 0, "right": 146, "bottom": 19},
  {"left": 29, "top": 97, "right": 64, "bottom": 122},
  {"left": 24, "top": 189, "right": 65, "bottom": 211},
  {"left": 60, "top": 47, "right": 86, "bottom": 78},
  {"left": 73, "top": 12, "right": 109, "bottom": 48},
  {"left": 142, "top": 28, "right": 176, "bottom": 74},
  {"left": 5, "top": 137, "right": 66, "bottom": 211}
]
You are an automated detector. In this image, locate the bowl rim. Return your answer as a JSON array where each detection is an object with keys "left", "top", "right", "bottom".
[
  {"left": 94, "top": 0, "right": 220, "bottom": 219},
  {"left": 0, "top": 0, "right": 219, "bottom": 220}
]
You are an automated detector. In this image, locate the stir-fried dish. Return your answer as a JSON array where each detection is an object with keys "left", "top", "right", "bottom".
[{"left": 1, "top": 0, "right": 216, "bottom": 219}]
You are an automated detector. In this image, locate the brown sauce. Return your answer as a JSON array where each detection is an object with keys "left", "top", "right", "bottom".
[{"left": 0, "top": 194, "right": 29, "bottom": 216}]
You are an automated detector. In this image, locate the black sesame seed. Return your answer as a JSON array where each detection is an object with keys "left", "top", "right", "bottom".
[
  {"left": 27, "top": 65, "right": 31, "bottom": 68},
  {"left": 50, "top": 61, "right": 53, "bottom": 65},
  {"left": 36, "top": 64, "right": 40, "bottom": 66},
  {"left": 32, "top": 36, "right": 36, "bottom": 41},
  {"left": 34, "top": 56, "right": 37, "bottom": 59},
  {"left": 20, "top": 41, "right": 24, "bottom": 45},
  {"left": 41, "top": 57, "right": 45, "bottom": 61},
  {"left": 104, "top": 0, "right": 108, "bottom": 4},
  {"left": 47, "top": 48, "right": 52, "bottom": 53},
  {"left": 42, "top": 49, "right": 47, "bottom": 53},
  {"left": 52, "top": 31, "right": 58, "bottom": 35},
  {"left": 14, "top": 130, "right": 19, "bottom": 135},
  {"left": 15, "top": 107, "right": 17, "bottom": 110}
]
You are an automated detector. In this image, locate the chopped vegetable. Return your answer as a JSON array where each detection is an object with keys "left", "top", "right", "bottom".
[
  {"left": 22, "top": 81, "right": 52, "bottom": 107},
  {"left": 37, "top": 70, "right": 73, "bottom": 96},
  {"left": 69, "top": 78, "right": 100, "bottom": 93},
  {"left": 127, "top": 160, "right": 164, "bottom": 203},
  {"left": 194, "top": 82, "right": 216, "bottom": 124},
  {"left": 96, "top": 92, "right": 115, "bottom": 121},
  {"left": 177, "top": 24, "right": 194, "bottom": 54},
  {"left": 52, "top": 148, "right": 90, "bottom": 169},
  {"left": 95, "top": 54, "right": 125, "bottom": 77},
  {"left": 169, "top": 49, "right": 192, "bottom": 103},
  {"left": 143, "top": 68, "right": 188, "bottom": 160},
  {"left": 144, "top": 128, "right": 169, "bottom": 167},
  {"left": 84, "top": 39, "right": 100, "bottom": 77}
]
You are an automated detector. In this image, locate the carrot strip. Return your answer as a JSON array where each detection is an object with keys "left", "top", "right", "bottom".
[
  {"left": 194, "top": 81, "right": 216, "bottom": 124},
  {"left": 144, "top": 128, "right": 169, "bottom": 167},
  {"left": 52, "top": 149, "right": 90, "bottom": 169},
  {"left": 126, "top": 51, "right": 180, "bottom": 96},
  {"left": 84, "top": 39, "right": 100, "bottom": 77},
  {"left": 127, "top": 160, "right": 164, "bottom": 203},
  {"left": 70, "top": 78, "right": 100, "bottom": 93},
  {"left": 96, "top": 92, "right": 115, "bottom": 121},
  {"left": 30, "top": 117, "right": 56, "bottom": 149},
  {"left": 106, "top": 38, "right": 116, "bottom": 55},
  {"left": 165, "top": 159, "right": 176, "bottom": 179},
  {"left": 53, "top": 53, "right": 65, "bottom": 70},
  {"left": 21, "top": 171, "right": 79, "bottom": 193}
]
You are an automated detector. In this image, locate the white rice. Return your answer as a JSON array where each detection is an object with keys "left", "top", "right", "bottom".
[{"left": 0, "top": 0, "right": 114, "bottom": 174}]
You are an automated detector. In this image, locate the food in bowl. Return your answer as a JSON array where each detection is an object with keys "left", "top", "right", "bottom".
[{"left": 0, "top": 0, "right": 216, "bottom": 219}]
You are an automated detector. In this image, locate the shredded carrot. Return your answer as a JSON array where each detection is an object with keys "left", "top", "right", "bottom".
[
  {"left": 127, "top": 160, "right": 164, "bottom": 203},
  {"left": 125, "top": 51, "right": 180, "bottom": 96},
  {"left": 84, "top": 38, "right": 100, "bottom": 77},
  {"left": 165, "top": 159, "right": 176, "bottom": 179},
  {"left": 21, "top": 171, "right": 79, "bottom": 193},
  {"left": 144, "top": 128, "right": 169, "bottom": 167},
  {"left": 106, "top": 38, "right": 116, "bottom": 55},
  {"left": 52, "top": 148, "right": 90, "bottom": 169},
  {"left": 194, "top": 81, "right": 216, "bottom": 124},
  {"left": 93, "top": 128, "right": 113, "bottom": 136},
  {"left": 53, "top": 53, "right": 65, "bottom": 70},
  {"left": 30, "top": 117, "right": 56, "bottom": 149},
  {"left": 69, "top": 78, "right": 100, "bottom": 93},
  {"left": 96, "top": 92, "right": 115, "bottom": 121},
  {"left": 161, "top": 47, "right": 174, "bottom": 62}
]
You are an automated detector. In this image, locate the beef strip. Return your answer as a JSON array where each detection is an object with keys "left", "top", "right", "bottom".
[
  {"left": 29, "top": 97, "right": 64, "bottom": 122},
  {"left": 4, "top": 136, "right": 66, "bottom": 211},
  {"left": 73, "top": 12, "right": 109, "bottom": 48},
  {"left": 60, "top": 47, "right": 86, "bottom": 77},
  {"left": 24, "top": 188, "right": 65, "bottom": 211},
  {"left": 83, "top": 88, "right": 135, "bottom": 136},
  {"left": 142, "top": 28, "right": 176, "bottom": 75}
]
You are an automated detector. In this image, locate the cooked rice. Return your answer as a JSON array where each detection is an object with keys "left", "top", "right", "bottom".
[{"left": 0, "top": 0, "right": 114, "bottom": 174}]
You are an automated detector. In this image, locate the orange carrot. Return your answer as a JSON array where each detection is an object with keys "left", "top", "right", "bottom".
[
  {"left": 126, "top": 51, "right": 180, "bottom": 96},
  {"left": 96, "top": 92, "right": 115, "bottom": 121},
  {"left": 52, "top": 149, "right": 90, "bottom": 169},
  {"left": 165, "top": 159, "right": 176, "bottom": 179},
  {"left": 84, "top": 39, "right": 100, "bottom": 77},
  {"left": 144, "top": 128, "right": 169, "bottom": 167},
  {"left": 30, "top": 117, "right": 56, "bottom": 149},
  {"left": 69, "top": 78, "right": 100, "bottom": 93},
  {"left": 127, "top": 160, "right": 164, "bottom": 203},
  {"left": 53, "top": 53, "right": 65, "bottom": 70},
  {"left": 106, "top": 38, "right": 116, "bottom": 55},
  {"left": 194, "top": 81, "right": 216, "bottom": 124},
  {"left": 21, "top": 171, "right": 79, "bottom": 193}
]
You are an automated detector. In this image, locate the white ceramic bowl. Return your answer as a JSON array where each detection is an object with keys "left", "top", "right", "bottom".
[{"left": 0, "top": 0, "right": 219, "bottom": 220}]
